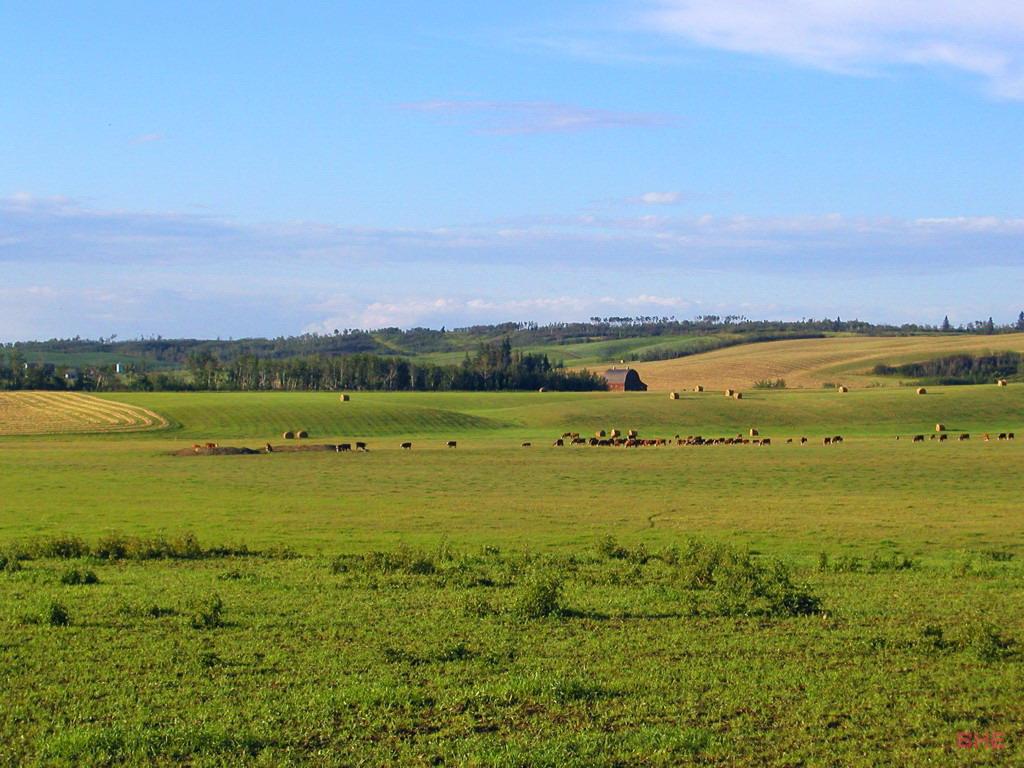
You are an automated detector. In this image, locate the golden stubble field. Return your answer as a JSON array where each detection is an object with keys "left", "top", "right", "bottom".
[
  {"left": 626, "top": 333, "right": 1024, "bottom": 391},
  {"left": 0, "top": 392, "right": 168, "bottom": 436}
]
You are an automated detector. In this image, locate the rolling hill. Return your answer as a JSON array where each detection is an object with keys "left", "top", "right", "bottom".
[{"left": 625, "top": 333, "right": 1024, "bottom": 391}]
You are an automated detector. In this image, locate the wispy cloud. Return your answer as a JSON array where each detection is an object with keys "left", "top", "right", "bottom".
[
  {"left": 638, "top": 191, "right": 683, "bottom": 205},
  {"left": 642, "top": 1, "right": 1024, "bottom": 99},
  {"left": 399, "top": 99, "right": 674, "bottom": 134},
  {"left": 305, "top": 294, "right": 693, "bottom": 333},
  {"left": 3, "top": 194, "right": 1023, "bottom": 338}
]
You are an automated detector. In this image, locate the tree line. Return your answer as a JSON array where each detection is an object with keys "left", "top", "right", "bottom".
[
  {"left": 873, "top": 352, "right": 1021, "bottom": 385},
  {"left": 0, "top": 340, "right": 607, "bottom": 393},
  {"left": 8, "top": 310, "right": 1024, "bottom": 369}
]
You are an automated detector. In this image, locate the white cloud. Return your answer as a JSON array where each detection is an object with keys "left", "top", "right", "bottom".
[
  {"left": 304, "top": 295, "right": 693, "bottom": 334},
  {"left": 4, "top": 195, "right": 1024, "bottom": 338},
  {"left": 642, "top": 1, "right": 1024, "bottom": 99},
  {"left": 639, "top": 191, "right": 683, "bottom": 205},
  {"left": 399, "top": 99, "right": 673, "bottom": 134}
]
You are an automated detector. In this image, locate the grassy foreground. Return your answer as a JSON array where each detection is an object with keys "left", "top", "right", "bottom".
[{"left": 0, "top": 387, "right": 1022, "bottom": 765}]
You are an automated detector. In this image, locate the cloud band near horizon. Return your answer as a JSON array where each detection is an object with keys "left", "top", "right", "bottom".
[{"left": 1, "top": 194, "right": 1022, "bottom": 340}]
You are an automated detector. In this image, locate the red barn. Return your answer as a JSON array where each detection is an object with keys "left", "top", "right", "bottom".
[{"left": 603, "top": 368, "right": 647, "bottom": 392}]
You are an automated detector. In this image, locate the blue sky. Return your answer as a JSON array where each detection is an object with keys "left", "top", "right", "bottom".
[{"left": 2, "top": 1, "right": 1023, "bottom": 339}]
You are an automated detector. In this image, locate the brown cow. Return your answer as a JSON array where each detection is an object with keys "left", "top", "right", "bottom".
[
  {"left": 913, "top": 435, "right": 925, "bottom": 442},
  {"left": 553, "top": 438, "right": 564, "bottom": 447},
  {"left": 446, "top": 441, "right": 457, "bottom": 448},
  {"left": 823, "top": 437, "right": 832, "bottom": 445},
  {"left": 521, "top": 442, "right": 532, "bottom": 447},
  {"left": 958, "top": 434, "right": 970, "bottom": 441},
  {"left": 939, "top": 434, "right": 948, "bottom": 441}
]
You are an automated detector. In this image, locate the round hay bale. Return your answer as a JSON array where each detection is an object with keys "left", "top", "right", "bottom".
[
  {"left": 997, "top": 379, "right": 1008, "bottom": 387},
  {"left": 725, "top": 388, "right": 734, "bottom": 397},
  {"left": 282, "top": 431, "right": 295, "bottom": 440},
  {"left": 669, "top": 391, "right": 679, "bottom": 400},
  {"left": 610, "top": 429, "right": 621, "bottom": 438},
  {"left": 538, "top": 387, "right": 546, "bottom": 393},
  {"left": 596, "top": 430, "right": 606, "bottom": 438},
  {"left": 296, "top": 429, "right": 309, "bottom": 439},
  {"left": 733, "top": 392, "right": 743, "bottom": 400},
  {"left": 916, "top": 387, "right": 927, "bottom": 395},
  {"left": 340, "top": 393, "right": 350, "bottom": 401},
  {"left": 838, "top": 385, "right": 848, "bottom": 393},
  {"left": 693, "top": 385, "right": 704, "bottom": 392},
  {"left": 935, "top": 423, "right": 945, "bottom": 432},
  {"left": 749, "top": 428, "right": 759, "bottom": 437}
]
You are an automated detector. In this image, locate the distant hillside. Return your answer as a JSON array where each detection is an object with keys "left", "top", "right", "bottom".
[
  {"left": 8, "top": 314, "right": 1019, "bottom": 372},
  {"left": 627, "top": 334, "right": 1024, "bottom": 391}
]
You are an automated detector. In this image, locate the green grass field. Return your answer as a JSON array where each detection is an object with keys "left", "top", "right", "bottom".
[{"left": 1, "top": 387, "right": 1022, "bottom": 765}]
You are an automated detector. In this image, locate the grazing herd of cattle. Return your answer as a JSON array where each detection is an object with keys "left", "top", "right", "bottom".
[
  {"left": 906, "top": 432, "right": 1014, "bottom": 442},
  {"left": 546, "top": 428, "right": 844, "bottom": 448}
]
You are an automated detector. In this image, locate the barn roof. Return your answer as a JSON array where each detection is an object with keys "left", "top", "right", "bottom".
[{"left": 603, "top": 369, "right": 634, "bottom": 384}]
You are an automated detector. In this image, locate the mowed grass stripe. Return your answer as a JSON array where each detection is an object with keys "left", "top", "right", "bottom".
[
  {"left": 100, "top": 392, "right": 511, "bottom": 439},
  {"left": 0, "top": 392, "right": 168, "bottom": 436},
  {"left": 97, "top": 386, "right": 1024, "bottom": 442}
]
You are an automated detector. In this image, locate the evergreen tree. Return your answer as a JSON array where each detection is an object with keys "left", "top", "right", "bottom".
[
  {"left": 941, "top": 315, "right": 951, "bottom": 332},
  {"left": 1017, "top": 311, "right": 1024, "bottom": 331}
]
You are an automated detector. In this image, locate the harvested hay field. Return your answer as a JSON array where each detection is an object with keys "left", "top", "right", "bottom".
[
  {"left": 628, "top": 333, "right": 1024, "bottom": 391},
  {"left": 0, "top": 392, "right": 168, "bottom": 436}
]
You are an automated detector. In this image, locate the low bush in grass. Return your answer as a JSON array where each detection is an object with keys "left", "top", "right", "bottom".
[
  {"left": 47, "top": 601, "right": 70, "bottom": 627},
  {"left": 0, "top": 551, "right": 22, "bottom": 573},
  {"left": 597, "top": 535, "right": 650, "bottom": 564},
  {"left": 515, "top": 570, "right": 564, "bottom": 618},
  {"left": 679, "top": 539, "right": 821, "bottom": 617},
  {"left": 817, "top": 552, "right": 915, "bottom": 573},
  {"left": 970, "top": 623, "right": 1015, "bottom": 663},
  {"left": 189, "top": 593, "right": 225, "bottom": 630},
  {"left": 7, "top": 532, "right": 258, "bottom": 562},
  {"left": 35, "top": 535, "right": 89, "bottom": 559},
  {"left": 60, "top": 568, "right": 99, "bottom": 585}
]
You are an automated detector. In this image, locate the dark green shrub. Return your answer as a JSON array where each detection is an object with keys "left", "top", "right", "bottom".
[
  {"left": 47, "top": 601, "right": 70, "bottom": 626},
  {"left": 597, "top": 535, "right": 629, "bottom": 560},
  {"left": 463, "top": 593, "right": 497, "bottom": 617},
  {"left": 515, "top": 571, "right": 563, "bottom": 618},
  {"left": 435, "top": 641, "right": 472, "bottom": 662},
  {"left": 94, "top": 534, "right": 130, "bottom": 560},
  {"left": 35, "top": 535, "right": 89, "bottom": 559},
  {"left": 918, "top": 624, "right": 949, "bottom": 653},
  {"left": 362, "top": 547, "right": 436, "bottom": 575},
  {"left": 868, "top": 553, "right": 914, "bottom": 572},
  {"left": 0, "top": 552, "right": 22, "bottom": 573},
  {"left": 60, "top": 568, "right": 99, "bottom": 585},
  {"left": 679, "top": 539, "right": 822, "bottom": 617},
  {"left": 971, "top": 624, "right": 1015, "bottom": 663},
  {"left": 189, "top": 594, "right": 225, "bottom": 629}
]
